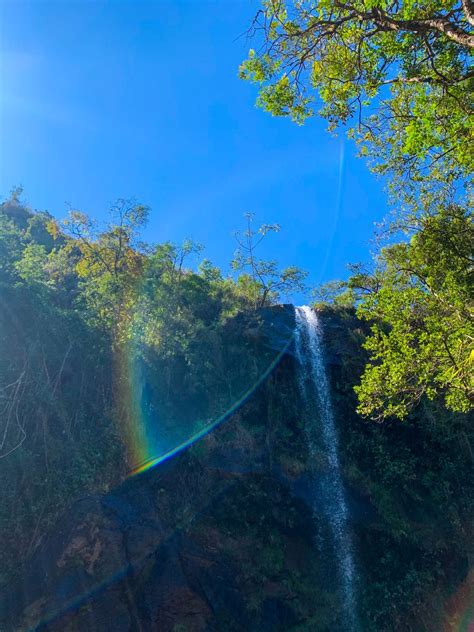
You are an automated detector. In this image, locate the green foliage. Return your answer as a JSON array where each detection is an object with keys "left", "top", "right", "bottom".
[
  {"left": 59, "top": 199, "right": 149, "bottom": 335},
  {"left": 0, "top": 191, "right": 304, "bottom": 590},
  {"left": 0, "top": 213, "right": 23, "bottom": 279},
  {"left": 313, "top": 203, "right": 473, "bottom": 421},
  {"left": 240, "top": 0, "right": 473, "bottom": 191},
  {"left": 243, "top": 1, "right": 473, "bottom": 423},
  {"left": 232, "top": 213, "right": 307, "bottom": 307},
  {"left": 0, "top": 273, "right": 121, "bottom": 585},
  {"left": 312, "top": 279, "right": 356, "bottom": 309},
  {"left": 15, "top": 242, "right": 49, "bottom": 284},
  {"left": 354, "top": 205, "right": 473, "bottom": 420},
  {"left": 25, "top": 211, "right": 57, "bottom": 250}
]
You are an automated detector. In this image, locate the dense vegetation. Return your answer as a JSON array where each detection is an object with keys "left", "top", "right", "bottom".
[
  {"left": 240, "top": 0, "right": 473, "bottom": 190},
  {"left": 314, "top": 203, "right": 473, "bottom": 420},
  {"left": 0, "top": 191, "right": 305, "bottom": 588}
]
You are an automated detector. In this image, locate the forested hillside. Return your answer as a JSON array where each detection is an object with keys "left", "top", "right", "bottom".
[
  {"left": 0, "top": 192, "right": 307, "bottom": 584},
  {"left": 1, "top": 192, "right": 472, "bottom": 631}
]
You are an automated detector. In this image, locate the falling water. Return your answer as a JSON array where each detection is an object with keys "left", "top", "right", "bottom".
[{"left": 294, "top": 305, "right": 358, "bottom": 630}]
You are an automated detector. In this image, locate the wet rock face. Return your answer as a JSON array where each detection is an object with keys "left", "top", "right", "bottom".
[
  {"left": 0, "top": 356, "right": 316, "bottom": 632},
  {"left": 2, "top": 491, "right": 162, "bottom": 631},
  {"left": 2, "top": 455, "right": 313, "bottom": 632}
]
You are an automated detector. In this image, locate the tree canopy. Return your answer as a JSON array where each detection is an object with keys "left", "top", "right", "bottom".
[
  {"left": 317, "top": 203, "right": 473, "bottom": 420},
  {"left": 232, "top": 213, "right": 308, "bottom": 308},
  {"left": 240, "top": 0, "right": 473, "bottom": 190}
]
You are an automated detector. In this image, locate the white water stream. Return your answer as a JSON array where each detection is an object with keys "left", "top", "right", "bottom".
[{"left": 294, "top": 306, "right": 358, "bottom": 630}]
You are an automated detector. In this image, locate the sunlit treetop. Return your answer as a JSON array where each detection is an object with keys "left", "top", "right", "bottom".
[
  {"left": 315, "top": 203, "right": 474, "bottom": 420},
  {"left": 240, "top": 0, "right": 473, "bottom": 190}
]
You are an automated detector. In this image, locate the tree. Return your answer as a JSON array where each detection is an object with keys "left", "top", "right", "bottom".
[
  {"left": 232, "top": 213, "right": 307, "bottom": 308},
  {"left": 0, "top": 187, "right": 31, "bottom": 229},
  {"left": 15, "top": 243, "right": 49, "bottom": 285},
  {"left": 0, "top": 214, "right": 23, "bottom": 282},
  {"left": 132, "top": 239, "right": 206, "bottom": 351},
  {"left": 351, "top": 204, "right": 473, "bottom": 420},
  {"left": 240, "top": 0, "right": 473, "bottom": 191},
  {"left": 312, "top": 278, "right": 356, "bottom": 308},
  {"left": 59, "top": 199, "right": 149, "bottom": 334}
]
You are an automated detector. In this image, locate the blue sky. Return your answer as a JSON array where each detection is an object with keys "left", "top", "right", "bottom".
[{"left": 0, "top": 0, "right": 388, "bottom": 302}]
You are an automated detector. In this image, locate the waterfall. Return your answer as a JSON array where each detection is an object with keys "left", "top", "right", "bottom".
[{"left": 294, "top": 305, "right": 358, "bottom": 630}]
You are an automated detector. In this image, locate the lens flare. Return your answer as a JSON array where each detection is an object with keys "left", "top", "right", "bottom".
[
  {"left": 24, "top": 317, "right": 294, "bottom": 631},
  {"left": 119, "top": 331, "right": 294, "bottom": 477},
  {"left": 443, "top": 569, "right": 474, "bottom": 632}
]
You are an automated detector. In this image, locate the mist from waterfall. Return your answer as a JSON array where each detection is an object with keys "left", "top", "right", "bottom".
[{"left": 294, "top": 305, "right": 358, "bottom": 630}]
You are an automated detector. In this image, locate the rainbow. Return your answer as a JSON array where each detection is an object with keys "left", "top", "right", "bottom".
[
  {"left": 27, "top": 319, "right": 294, "bottom": 631},
  {"left": 443, "top": 569, "right": 474, "bottom": 632},
  {"left": 115, "top": 319, "right": 294, "bottom": 477}
]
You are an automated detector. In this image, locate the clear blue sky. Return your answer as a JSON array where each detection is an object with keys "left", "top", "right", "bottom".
[{"left": 0, "top": 0, "right": 388, "bottom": 302}]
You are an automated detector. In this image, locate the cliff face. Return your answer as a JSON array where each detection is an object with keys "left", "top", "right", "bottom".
[{"left": 2, "top": 308, "right": 472, "bottom": 632}]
